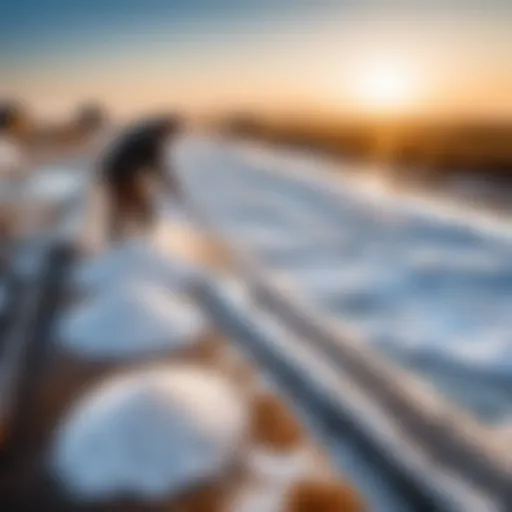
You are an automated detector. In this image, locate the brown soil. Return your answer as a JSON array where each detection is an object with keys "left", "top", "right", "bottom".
[
  {"left": 250, "top": 393, "right": 305, "bottom": 452},
  {"left": 285, "top": 479, "right": 365, "bottom": 512}
]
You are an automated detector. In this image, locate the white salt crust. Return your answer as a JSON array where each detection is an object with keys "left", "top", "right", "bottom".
[
  {"left": 73, "top": 236, "right": 200, "bottom": 295},
  {"left": 53, "top": 365, "right": 248, "bottom": 501},
  {"left": 58, "top": 280, "right": 207, "bottom": 360}
]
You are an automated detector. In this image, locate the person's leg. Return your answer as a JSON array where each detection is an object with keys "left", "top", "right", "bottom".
[
  {"left": 133, "top": 173, "right": 156, "bottom": 232},
  {"left": 119, "top": 169, "right": 157, "bottom": 234},
  {"left": 107, "top": 173, "right": 156, "bottom": 240},
  {"left": 139, "top": 190, "right": 155, "bottom": 230},
  {"left": 107, "top": 183, "right": 130, "bottom": 242}
]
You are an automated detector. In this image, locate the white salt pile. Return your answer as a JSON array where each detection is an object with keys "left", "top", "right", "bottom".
[
  {"left": 53, "top": 366, "right": 247, "bottom": 501},
  {"left": 23, "top": 168, "right": 82, "bottom": 204},
  {"left": 73, "top": 236, "right": 199, "bottom": 295},
  {"left": 58, "top": 280, "right": 207, "bottom": 360}
]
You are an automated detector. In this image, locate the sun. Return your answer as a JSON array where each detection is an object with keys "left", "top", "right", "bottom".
[{"left": 355, "top": 61, "right": 417, "bottom": 113}]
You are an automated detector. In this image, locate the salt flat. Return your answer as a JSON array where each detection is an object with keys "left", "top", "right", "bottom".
[{"left": 176, "top": 136, "right": 512, "bottom": 433}]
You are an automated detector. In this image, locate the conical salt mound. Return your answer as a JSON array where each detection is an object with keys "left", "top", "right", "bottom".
[
  {"left": 52, "top": 366, "right": 247, "bottom": 501},
  {"left": 73, "top": 236, "right": 199, "bottom": 295},
  {"left": 58, "top": 280, "right": 207, "bottom": 360}
]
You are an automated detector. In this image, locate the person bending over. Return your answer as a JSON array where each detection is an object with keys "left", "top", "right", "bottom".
[{"left": 99, "top": 115, "right": 182, "bottom": 241}]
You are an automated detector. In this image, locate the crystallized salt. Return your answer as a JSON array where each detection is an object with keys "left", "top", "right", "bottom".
[
  {"left": 58, "top": 280, "right": 207, "bottom": 360},
  {"left": 53, "top": 365, "right": 247, "bottom": 501},
  {"left": 73, "top": 236, "right": 200, "bottom": 295}
]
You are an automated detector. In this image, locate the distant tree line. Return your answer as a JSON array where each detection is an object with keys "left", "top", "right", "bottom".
[
  {"left": 0, "top": 100, "right": 109, "bottom": 152},
  {"left": 220, "top": 113, "right": 512, "bottom": 190}
]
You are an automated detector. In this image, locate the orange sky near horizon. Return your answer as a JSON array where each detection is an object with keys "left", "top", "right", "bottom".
[{"left": 2, "top": 2, "right": 511, "bottom": 122}]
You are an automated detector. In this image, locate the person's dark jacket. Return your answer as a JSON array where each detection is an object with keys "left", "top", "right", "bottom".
[{"left": 101, "top": 116, "right": 179, "bottom": 188}]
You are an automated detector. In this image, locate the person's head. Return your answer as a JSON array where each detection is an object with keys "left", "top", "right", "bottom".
[{"left": 122, "top": 113, "right": 184, "bottom": 148}]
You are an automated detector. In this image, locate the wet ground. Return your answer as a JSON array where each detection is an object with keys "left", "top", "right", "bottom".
[
  {"left": 2, "top": 135, "right": 510, "bottom": 510},
  {"left": 176, "top": 137, "right": 512, "bottom": 434}
]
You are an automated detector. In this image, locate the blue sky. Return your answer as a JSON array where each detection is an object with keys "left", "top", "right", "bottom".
[
  {"left": 1, "top": 1, "right": 511, "bottom": 119},
  {"left": 0, "top": 1, "right": 327, "bottom": 63}
]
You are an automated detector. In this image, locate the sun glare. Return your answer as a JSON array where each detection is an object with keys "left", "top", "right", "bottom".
[{"left": 355, "top": 61, "right": 417, "bottom": 113}]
